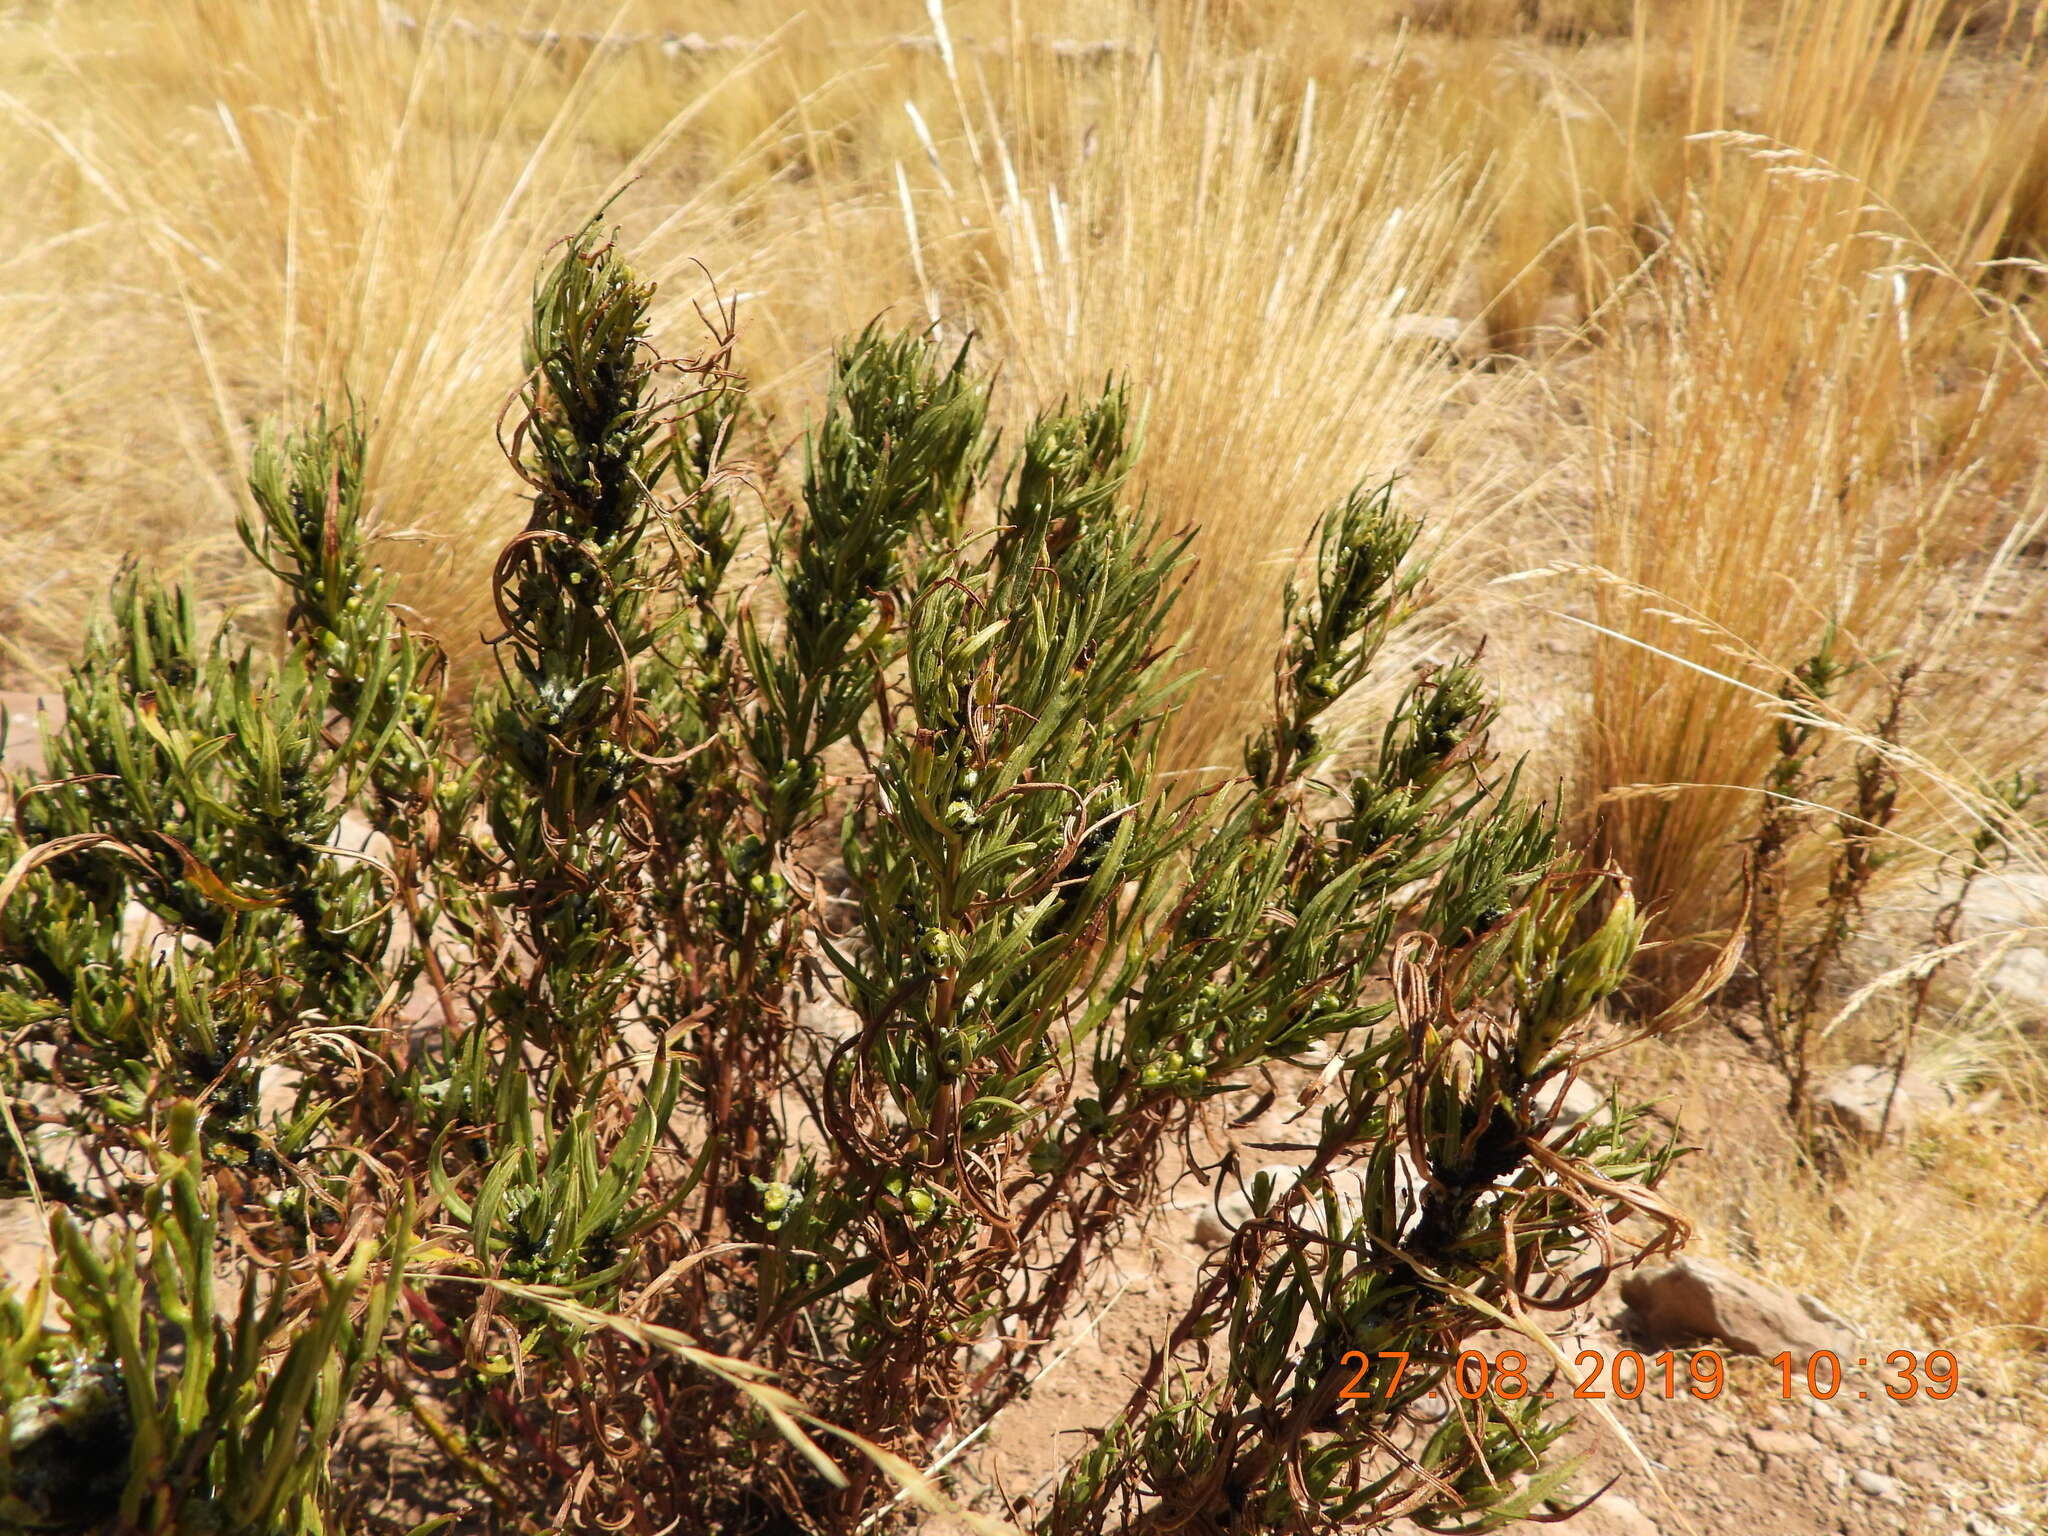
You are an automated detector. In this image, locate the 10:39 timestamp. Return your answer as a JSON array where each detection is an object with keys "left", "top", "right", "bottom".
[
  {"left": 1334, "top": 1347, "right": 1960, "bottom": 1403},
  {"left": 1768, "top": 1349, "right": 1958, "bottom": 1400}
]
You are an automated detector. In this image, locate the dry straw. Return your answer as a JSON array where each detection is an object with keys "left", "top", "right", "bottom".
[{"left": 1566, "top": 0, "right": 2048, "bottom": 985}]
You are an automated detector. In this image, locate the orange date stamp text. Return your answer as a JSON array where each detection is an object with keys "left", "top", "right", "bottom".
[{"left": 1334, "top": 1348, "right": 1959, "bottom": 1403}]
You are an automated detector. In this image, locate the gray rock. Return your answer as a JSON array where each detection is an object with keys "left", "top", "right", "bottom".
[
  {"left": 1953, "top": 871, "right": 2048, "bottom": 937},
  {"left": 1986, "top": 946, "right": 2048, "bottom": 1014},
  {"left": 1619, "top": 1256, "right": 1857, "bottom": 1358},
  {"left": 1949, "top": 871, "right": 2048, "bottom": 1011},
  {"left": 1851, "top": 1468, "right": 1902, "bottom": 1501},
  {"left": 1814, "top": 1064, "right": 1953, "bottom": 1144},
  {"left": 0, "top": 692, "right": 60, "bottom": 777},
  {"left": 0, "top": 1199, "right": 52, "bottom": 1300},
  {"left": 1536, "top": 1075, "right": 1609, "bottom": 1130},
  {"left": 1576, "top": 1490, "right": 1660, "bottom": 1536},
  {"left": 1747, "top": 1426, "right": 1819, "bottom": 1459}
]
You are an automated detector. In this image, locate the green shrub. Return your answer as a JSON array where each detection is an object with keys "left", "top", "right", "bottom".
[{"left": 0, "top": 223, "right": 1679, "bottom": 1534}]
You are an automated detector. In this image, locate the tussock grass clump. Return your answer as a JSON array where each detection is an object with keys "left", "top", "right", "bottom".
[
  {"left": 885, "top": 20, "right": 1490, "bottom": 769},
  {"left": 1569, "top": 0, "right": 2048, "bottom": 993}
]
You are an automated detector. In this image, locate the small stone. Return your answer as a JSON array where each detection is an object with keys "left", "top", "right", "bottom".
[
  {"left": 1894, "top": 1458, "right": 1941, "bottom": 1488},
  {"left": 1813, "top": 1064, "right": 1953, "bottom": 1144},
  {"left": 1723, "top": 1009, "right": 1766, "bottom": 1045},
  {"left": 0, "top": 692, "right": 59, "bottom": 776},
  {"left": 1748, "top": 1426, "right": 1818, "bottom": 1458},
  {"left": 1953, "top": 871, "right": 2048, "bottom": 938},
  {"left": 1619, "top": 1256, "right": 1857, "bottom": 1358},
  {"left": 1578, "top": 1490, "right": 1660, "bottom": 1536},
  {"left": 1529, "top": 292, "right": 1585, "bottom": 354},
  {"left": 332, "top": 808, "right": 391, "bottom": 861},
  {"left": 1948, "top": 871, "right": 2048, "bottom": 1010},
  {"left": 1409, "top": 1387, "right": 1451, "bottom": 1422},
  {"left": 1190, "top": 1190, "right": 1254, "bottom": 1247},
  {"left": 1047, "top": 38, "right": 1129, "bottom": 61},
  {"left": 1817, "top": 1416, "right": 1865, "bottom": 1451},
  {"left": 795, "top": 993, "right": 861, "bottom": 1043},
  {"left": 1536, "top": 1074, "right": 1609, "bottom": 1130},
  {"left": 257, "top": 1064, "right": 302, "bottom": 1119},
  {"left": 1851, "top": 1469, "right": 1902, "bottom": 1501},
  {"left": 0, "top": 1198, "right": 53, "bottom": 1298},
  {"left": 1987, "top": 946, "right": 2048, "bottom": 1012}
]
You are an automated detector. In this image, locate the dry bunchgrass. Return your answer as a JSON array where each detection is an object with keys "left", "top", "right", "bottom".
[
  {"left": 884, "top": 15, "right": 1491, "bottom": 766},
  {"left": 2, "top": 0, "right": 872, "bottom": 678},
  {"left": 1544, "top": 0, "right": 2048, "bottom": 988},
  {"left": 5, "top": 0, "right": 2046, "bottom": 714}
]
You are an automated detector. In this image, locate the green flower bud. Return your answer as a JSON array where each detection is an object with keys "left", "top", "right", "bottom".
[
  {"left": 1516, "top": 890, "right": 1643, "bottom": 1075},
  {"left": 750, "top": 1177, "right": 802, "bottom": 1232},
  {"left": 1301, "top": 664, "right": 1340, "bottom": 703}
]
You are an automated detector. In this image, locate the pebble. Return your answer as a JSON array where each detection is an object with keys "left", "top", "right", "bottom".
[
  {"left": 1410, "top": 1387, "right": 1451, "bottom": 1422},
  {"left": 1747, "top": 1426, "right": 1818, "bottom": 1459},
  {"left": 1819, "top": 1419, "right": 1865, "bottom": 1452},
  {"left": 1896, "top": 1458, "right": 1940, "bottom": 1487},
  {"left": 1852, "top": 1469, "right": 1902, "bottom": 1501},
  {"left": 1582, "top": 1490, "right": 1660, "bottom": 1536}
]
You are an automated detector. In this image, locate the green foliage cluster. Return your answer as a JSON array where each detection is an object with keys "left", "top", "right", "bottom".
[{"left": 0, "top": 224, "right": 1678, "bottom": 1535}]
